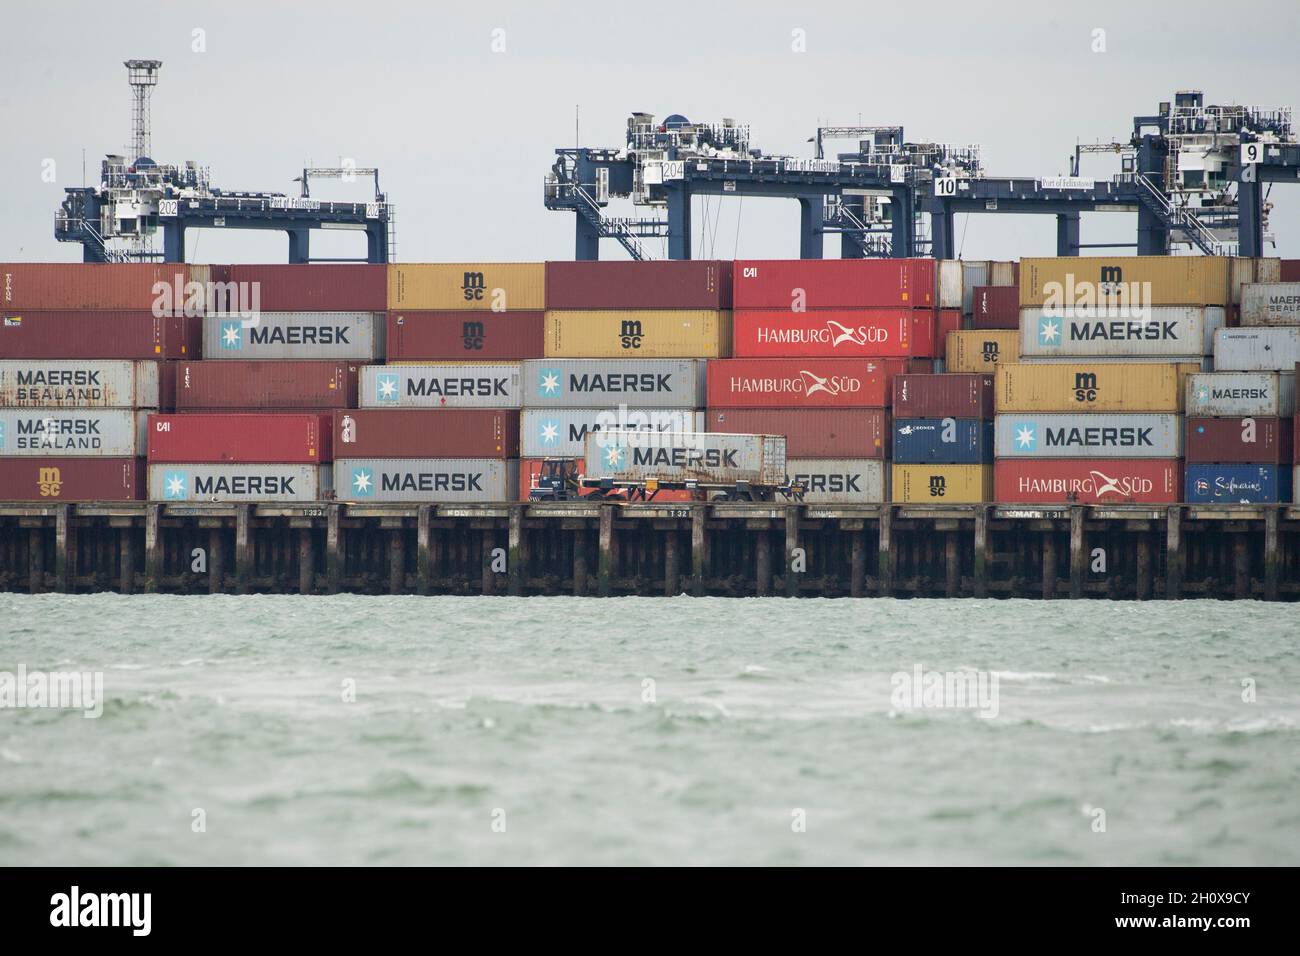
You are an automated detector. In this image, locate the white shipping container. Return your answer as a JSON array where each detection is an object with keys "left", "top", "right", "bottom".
[
  {"left": 1020, "top": 306, "right": 1224, "bottom": 356},
  {"left": 521, "top": 408, "right": 704, "bottom": 458},
  {"left": 521, "top": 359, "right": 706, "bottom": 408},
  {"left": 0, "top": 409, "right": 148, "bottom": 457},
  {"left": 787, "top": 458, "right": 887, "bottom": 503},
  {"left": 993, "top": 413, "right": 1182, "bottom": 458},
  {"left": 148, "top": 463, "right": 331, "bottom": 502},
  {"left": 1240, "top": 283, "right": 1300, "bottom": 326},
  {"left": 359, "top": 364, "right": 522, "bottom": 408},
  {"left": 1213, "top": 327, "right": 1300, "bottom": 371},
  {"left": 1185, "top": 372, "right": 1296, "bottom": 417},
  {"left": 960, "top": 261, "right": 990, "bottom": 314},
  {"left": 0, "top": 360, "right": 160, "bottom": 408},
  {"left": 203, "top": 312, "right": 383, "bottom": 360},
  {"left": 584, "top": 430, "right": 786, "bottom": 485},
  {"left": 335, "top": 458, "right": 517, "bottom": 502},
  {"left": 990, "top": 262, "right": 1017, "bottom": 287},
  {"left": 937, "top": 260, "right": 963, "bottom": 309}
]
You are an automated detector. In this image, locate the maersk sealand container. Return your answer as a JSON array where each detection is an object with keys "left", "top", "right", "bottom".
[
  {"left": 1185, "top": 464, "right": 1292, "bottom": 504},
  {"left": 892, "top": 419, "right": 993, "bottom": 464}
]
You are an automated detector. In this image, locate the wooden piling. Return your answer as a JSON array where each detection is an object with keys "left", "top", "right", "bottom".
[
  {"left": 389, "top": 527, "right": 405, "bottom": 595},
  {"left": 118, "top": 526, "right": 133, "bottom": 595},
  {"left": 1264, "top": 508, "right": 1279, "bottom": 602},
  {"left": 973, "top": 506, "right": 988, "bottom": 599},
  {"left": 691, "top": 507, "right": 706, "bottom": 597},
  {"left": 1041, "top": 528, "right": 1056, "bottom": 600},
  {"left": 298, "top": 528, "right": 314, "bottom": 595},
  {"left": 877, "top": 506, "right": 893, "bottom": 597},
  {"left": 1233, "top": 533, "right": 1249, "bottom": 601},
  {"left": 1068, "top": 507, "right": 1084, "bottom": 599},
  {"left": 144, "top": 504, "right": 160, "bottom": 593},
  {"left": 664, "top": 526, "right": 680, "bottom": 596},
  {"left": 784, "top": 505, "right": 800, "bottom": 598},
  {"left": 850, "top": 526, "right": 866, "bottom": 598},
  {"left": 598, "top": 505, "right": 614, "bottom": 597},
  {"left": 55, "top": 504, "right": 71, "bottom": 593},
  {"left": 1165, "top": 507, "right": 1182, "bottom": 600},
  {"left": 28, "top": 526, "right": 43, "bottom": 595},
  {"left": 235, "top": 505, "right": 251, "bottom": 595},
  {"left": 326, "top": 505, "right": 341, "bottom": 595},
  {"left": 1136, "top": 533, "right": 1152, "bottom": 601}
]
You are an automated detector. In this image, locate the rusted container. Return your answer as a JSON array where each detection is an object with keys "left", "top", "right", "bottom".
[
  {"left": 387, "top": 310, "right": 545, "bottom": 360},
  {"left": 1186, "top": 372, "right": 1296, "bottom": 417},
  {"left": 994, "top": 459, "right": 1181, "bottom": 504},
  {"left": 0, "top": 311, "right": 199, "bottom": 359},
  {"left": 733, "top": 259, "right": 935, "bottom": 309},
  {"left": 147, "top": 413, "right": 332, "bottom": 464},
  {"left": 0, "top": 263, "right": 197, "bottom": 312},
  {"left": 1240, "top": 283, "right": 1300, "bottom": 326},
  {"left": 0, "top": 409, "right": 147, "bottom": 457},
  {"left": 706, "top": 408, "right": 888, "bottom": 459},
  {"left": 0, "top": 360, "right": 162, "bottom": 408},
  {"left": 732, "top": 309, "right": 911, "bottom": 357},
  {"left": 894, "top": 374, "right": 994, "bottom": 418},
  {"left": 175, "top": 361, "right": 358, "bottom": 410},
  {"left": 223, "top": 264, "right": 386, "bottom": 312},
  {"left": 333, "top": 409, "right": 519, "bottom": 459},
  {"left": 0, "top": 457, "right": 142, "bottom": 500},
  {"left": 706, "top": 358, "right": 896, "bottom": 408},
  {"left": 972, "top": 287, "right": 1019, "bottom": 329},
  {"left": 545, "top": 260, "right": 732, "bottom": 310},
  {"left": 1185, "top": 417, "right": 1292, "bottom": 464}
]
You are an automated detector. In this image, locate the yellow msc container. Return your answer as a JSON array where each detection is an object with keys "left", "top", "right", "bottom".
[
  {"left": 545, "top": 310, "right": 732, "bottom": 358},
  {"left": 388, "top": 263, "right": 545, "bottom": 310},
  {"left": 996, "top": 363, "right": 1180, "bottom": 412},
  {"left": 892, "top": 464, "right": 992, "bottom": 503},
  {"left": 946, "top": 330, "right": 1020, "bottom": 373},
  {"left": 1019, "top": 256, "right": 1231, "bottom": 308}
]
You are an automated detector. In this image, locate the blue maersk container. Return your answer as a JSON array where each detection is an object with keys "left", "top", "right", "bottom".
[
  {"left": 893, "top": 418, "right": 993, "bottom": 464},
  {"left": 1184, "top": 463, "right": 1292, "bottom": 504}
]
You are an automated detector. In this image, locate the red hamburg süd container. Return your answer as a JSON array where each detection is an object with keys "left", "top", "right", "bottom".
[
  {"left": 0, "top": 457, "right": 142, "bottom": 501},
  {"left": 518, "top": 458, "right": 693, "bottom": 502},
  {"left": 972, "top": 287, "right": 1019, "bottom": 329},
  {"left": 706, "top": 358, "right": 895, "bottom": 408},
  {"left": 333, "top": 409, "right": 520, "bottom": 458},
  {"left": 733, "top": 259, "right": 935, "bottom": 309},
  {"left": 894, "top": 374, "right": 995, "bottom": 419},
  {"left": 0, "top": 263, "right": 199, "bottom": 312},
  {"left": 706, "top": 408, "right": 889, "bottom": 458},
  {"left": 175, "top": 361, "right": 358, "bottom": 410},
  {"left": 545, "top": 261, "right": 732, "bottom": 310},
  {"left": 1185, "top": 417, "right": 1293, "bottom": 464},
  {"left": 0, "top": 311, "right": 200, "bottom": 359},
  {"left": 732, "top": 309, "right": 911, "bottom": 358},
  {"left": 387, "top": 310, "right": 544, "bottom": 360},
  {"left": 994, "top": 459, "right": 1181, "bottom": 504},
  {"left": 219, "top": 264, "right": 387, "bottom": 312},
  {"left": 147, "top": 414, "right": 333, "bottom": 464}
]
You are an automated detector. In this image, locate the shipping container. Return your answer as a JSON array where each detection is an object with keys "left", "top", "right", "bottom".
[
  {"left": 223, "top": 264, "right": 386, "bottom": 312},
  {"left": 388, "top": 263, "right": 544, "bottom": 311},
  {"left": 1214, "top": 327, "right": 1300, "bottom": 371},
  {"left": 935, "top": 310, "right": 962, "bottom": 362},
  {"left": 522, "top": 408, "right": 702, "bottom": 458},
  {"left": 545, "top": 260, "right": 731, "bottom": 310},
  {"left": 583, "top": 431, "right": 786, "bottom": 485},
  {"left": 359, "top": 363, "right": 520, "bottom": 409},
  {"left": 1240, "top": 283, "right": 1300, "bottom": 326},
  {"left": 1185, "top": 417, "right": 1291, "bottom": 465},
  {"left": 994, "top": 413, "right": 1182, "bottom": 458},
  {"left": 517, "top": 457, "right": 692, "bottom": 503},
  {"left": 0, "top": 360, "right": 161, "bottom": 408},
  {"left": 892, "top": 419, "right": 993, "bottom": 464},
  {"left": 945, "top": 330, "right": 1020, "bottom": 373},
  {"left": 1282, "top": 260, "right": 1300, "bottom": 282},
  {"left": 521, "top": 358, "right": 705, "bottom": 409},
  {"left": 335, "top": 458, "right": 517, "bottom": 502},
  {"left": 937, "top": 261, "right": 963, "bottom": 309},
  {"left": 972, "top": 286, "right": 1019, "bottom": 329},
  {"left": 545, "top": 310, "right": 731, "bottom": 358},
  {"left": 202, "top": 312, "right": 383, "bottom": 361},
  {"left": 147, "top": 413, "right": 331, "bottom": 464},
  {"left": 0, "top": 263, "right": 200, "bottom": 312},
  {"left": 1186, "top": 372, "right": 1296, "bottom": 417},
  {"left": 387, "top": 310, "right": 545, "bottom": 360},
  {"left": 148, "top": 463, "right": 332, "bottom": 502},
  {"left": 788, "top": 458, "right": 887, "bottom": 503},
  {"left": 1019, "top": 256, "right": 1230, "bottom": 307},
  {"left": 892, "top": 464, "right": 993, "bottom": 503},
  {"left": 733, "top": 259, "right": 935, "bottom": 309},
  {"left": 894, "top": 374, "right": 994, "bottom": 419},
  {"left": 996, "top": 363, "right": 1180, "bottom": 412},
  {"left": 960, "top": 261, "right": 990, "bottom": 313},
  {"left": 1019, "top": 306, "right": 1224, "bottom": 356},
  {"left": 732, "top": 309, "right": 910, "bottom": 358},
  {"left": 0, "top": 310, "right": 199, "bottom": 359},
  {"left": 990, "top": 261, "right": 1018, "bottom": 288},
  {"left": 1185, "top": 463, "right": 1291, "bottom": 504},
  {"left": 0, "top": 409, "right": 146, "bottom": 457},
  {"left": 994, "top": 459, "right": 1181, "bottom": 504},
  {"left": 706, "top": 358, "right": 897, "bottom": 408},
  {"left": 1231, "top": 258, "right": 1282, "bottom": 304},
  {"left": 175, "top": 361, "right": 358, "bottom": 410},
  {"left": 333, "top": 409, "right": 519, "bottom": 460},
  {"left": 909, "top": 311, "right": 938, "bottom": 358},
  {"left": 0, "top": 457, "right": 142, "bottom": 501},
  {"left": 706, "top": 408, "right": 888, "bottom": 459}
]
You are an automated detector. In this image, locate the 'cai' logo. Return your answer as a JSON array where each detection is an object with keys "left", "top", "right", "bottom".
[
  {"left": 1013, "top": 422, "right": 1037, "bottom": 451},
  {"left": 463, "top": 320, "right": 485, "bottom": 351},
  {"left": 375, "top": 372, "right": 400, "bottom": 404},
  {"left": 38, "top": 466, "right": 62, "bottom": 497},
  {"left": 537, "top": 368, "right": 564, "bottom": 397},
  {"left": 163, "top": 470, "right": 188, "bottom": 500},
  {"left": 1038, "top": 316, "right": 1061, "bottom": 347},
  {"left": 928, "top": 475, "right": 946, "bottom": 497},
  {"left": 219, "top": 321, "right": 243, "bottom": 350},
  {"left": 351, "top": 467, "right": 375, "bottom": 497}
]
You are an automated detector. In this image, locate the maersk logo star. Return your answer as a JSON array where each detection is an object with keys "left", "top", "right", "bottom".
[
  {"left": 163, "top": 471, "right": 188, "bottom": 499},
  {"left": 1014, "top": 423, "right": 1036, "bottom": 451},
  {"left": 375, "top": 373, "right": 399, "bottom": 404},
  {"left": 538, "top": 369, "right": 563, "bottom": 397},
  {"left": 351, "top": 467, "right": 375, "bottom": 497},
  {"left": 1196, "top": 386, "right": 1209, "bottom": 402},
  {"left": 603, "top": 443, "right": 626, "bottom": 469},
  {"left": 540, "top": 420, "right": 559, "bottom": 445},
  {"left": 220, "top": 321, "right": 242, "bottom": 349},
  {"left": 1038, "top": 317, "right": 1061, "bottom": 346}
]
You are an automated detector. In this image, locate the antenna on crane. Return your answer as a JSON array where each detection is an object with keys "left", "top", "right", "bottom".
[{"left": 124, "top": 59, "right": 162, "bottom": 162}]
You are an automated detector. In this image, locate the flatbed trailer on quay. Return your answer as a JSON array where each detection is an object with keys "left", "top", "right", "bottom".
[{"left": 0, "top": 501, "right": 1297, "bottom": 601}]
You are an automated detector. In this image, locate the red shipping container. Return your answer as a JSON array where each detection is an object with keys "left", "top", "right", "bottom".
[
  {"left": 0, "top": 263, "right": 201, "bottom": 312},
  {"left": 894, "top": 374, "right": 994, "bottom": 419},
  {"left": 706, "top": 408, "right": 889, "bottom": 458},
  {"left": 0, "top": 457, "right": 142, "bottom": 501},
  {"left": 1185, "top": 417, "right": 1292, "bottom": 464},
  {"left": 935, "top": 309, "right": 962, "bottom": 361},
  {"left": 147, "top": 414, "right": 333, "bottom": 464},
  {"left": 732, "top": 309, "right": 911, "bottom": 358},
  {"left": 518, "top": 458, "right": 693, "bottom": 503},
  {"left": 219, "top": 264, "right": 387, "bottom": 312},
  {"left": 972, "top": 287, "right": 1019, "bottom": 329},
  {"left": 175, "top": 361, "right": 359, "bottom": 410},
  {"left": 387, "top": 310, "right": 544, "bottom": 360},
  {"left": 906, "top": 358, "right": 936, "bottom": 374},
  {"left": 909, "top": 310, "right": 937, "bottom": 358},
  {"left": 0, "top": 311, "right": 200, "bottom": 359},
  {"left": 333, "top": 409, "right": 520, "bottom": 458},
  {"left": 706, "top": 358, "right": 895, "bottom": 408},
  {"left": 545, "top": 261, "right": 732, "bottom": 310},
  {"left": 1281, "top": 260, "right": 1300, "bottom": 282},
  {"left": 733, "top": 259, "right": 935, "bottom": 309},
  {"left": 994, "top": 459, "right": 1181, "bottom": 504}
]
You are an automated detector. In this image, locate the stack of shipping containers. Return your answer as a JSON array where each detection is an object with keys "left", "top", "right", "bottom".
[
  {"left": 945, "top": 262, "right": 1022, "bottom": 379},
  {"left": 891, "top": 374, "right": 995, "bottom": 502}
]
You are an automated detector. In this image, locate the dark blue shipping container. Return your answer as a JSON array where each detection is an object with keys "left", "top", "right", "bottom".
[
  {"left": 1184, "top": 463, "right": 1292, "bottom": 504},
  {"left": 893, "top": 418, "right": 993, "bottom": 464}
]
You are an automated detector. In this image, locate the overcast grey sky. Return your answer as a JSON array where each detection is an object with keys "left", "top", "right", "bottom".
[{"left": 3, "top": 0, "right": 1297, "bottom": 263}]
